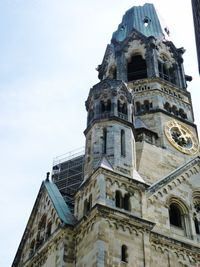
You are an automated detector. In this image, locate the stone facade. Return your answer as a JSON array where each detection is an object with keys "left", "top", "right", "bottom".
[{"left": 12, "top": 3, "right": 200, "bottom": 267}]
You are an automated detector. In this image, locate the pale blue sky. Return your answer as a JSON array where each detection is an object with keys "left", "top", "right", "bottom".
[{"left": 0, "top": 1, "right": 199, "bottom": 266}]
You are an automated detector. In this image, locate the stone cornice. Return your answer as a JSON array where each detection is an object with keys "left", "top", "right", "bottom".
[
  {"left": 75, "top": 203, "right": 155, "bottom": 240},
  {"left": 150, "top": 231, "right": 200, "bottom": 262}
]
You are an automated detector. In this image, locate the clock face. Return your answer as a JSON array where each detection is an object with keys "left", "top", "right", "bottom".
[{"left": 164, "top": 120, "right": 199, "bottom": 155}]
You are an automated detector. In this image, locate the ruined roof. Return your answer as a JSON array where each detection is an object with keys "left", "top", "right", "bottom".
[{"left": 112, "top": 3, "right": 164, "bottom": 43}]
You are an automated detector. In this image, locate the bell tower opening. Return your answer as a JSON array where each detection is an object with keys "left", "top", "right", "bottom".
[{"left": 127, "top": 55, "right": 147, "bottom": 81}]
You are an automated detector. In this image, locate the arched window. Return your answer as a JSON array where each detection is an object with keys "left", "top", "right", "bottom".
[
  {"left": 179, "top": 108, "right": 187, "bottom": 119},
  {"left": 121, "top": 245, "right": 128, "bottom": 263},
  {"left": 158, "top": 60, "right": 176, "bottom": 85},
  {"left": 101, "top": 100, "right": 111, "bottom": 113},
  {"left": 121, "top": 130, "right": 126, "bottom": 157},
  {"left": 172, "top": 105, "right": 178, "bottom": 116},
  {"left": 164, "top": 102, "right": 171, "bottom": 112},
  {"left": 127, "top": 55, "right": 147, "bottom": 81},
  {"left": 169, "top": 203, "right": 182, "bottom": 228},
  {"left": 103, "top": 128, "right": 107, "bottom": 154},
  {"left": 115, "top": 191, "right": 123, "bottom": 208},
  {"left": 118, "top": 100, "right": 127, "bottom": 114},
  {"left": 124, "top": 193, "right": 130, "bottom": 211}
]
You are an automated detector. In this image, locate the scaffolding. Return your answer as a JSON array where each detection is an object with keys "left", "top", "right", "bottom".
[{"left": 52, "top": 147, "right": 85, "bottom": 213}]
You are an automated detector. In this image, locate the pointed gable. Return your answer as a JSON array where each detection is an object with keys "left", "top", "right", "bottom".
[{"left": 12, "top": 179, "right": 76, "bottom": 267}]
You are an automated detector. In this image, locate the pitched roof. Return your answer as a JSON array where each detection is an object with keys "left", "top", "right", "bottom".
[
  {"left": 44, "top": 180, "right": 76, "bottom": 225},
  {"left": 97, "top": 156, "right": 114, "bottom": 171},
  {"left": 12, "top": 179, "right": 76, "bottom": 267}
]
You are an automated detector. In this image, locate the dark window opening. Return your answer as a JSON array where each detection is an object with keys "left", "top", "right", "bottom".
[
  {"left": 121, "top": 130, "right": 126, "bottom": 157},
  {"left": 84, "top": 195, "right": 92, "bottom": 215},
  {"left": 194, "top": 217, "right": 200, "bottom": 234},
  {"left": 115, "top": 191, "right": 122, "bottom": 208},
  {"left": 118, "top": 100, "right": 127, "bottom": 115},
  {"left": 103, "top": 128, "right": 107, "bottom": 154},
  {"left": 158, "top": 61, "right": 176, "bottom": 85},
  {"left": 89, "top": 194, "right": 92, "bottom": 210},
  {"left": 144, "top": 100, "right": 150, "bottom": 111},
  {"left": 179, "top": 108, "right": 187, "bottom": 119},
  {"left": 136, "top": 102, "right": 141, "bottom": 113},
  {"left": 46, "top": 222, "right": 52, "bottom": 239},
  {"left": 121, "top": 245, "right": 128, "bottom": 263},
  {"left": 172, "top": 105, "right": 178, "bottom": 116},
  {"left": 164, "top": 102, "right": 171, "bottom": 112},
  {"left": 169, "top": 204, "right": 182, "bottom": 228},
  {"left": 124, "top": 194, "right": 130, "bottom": 211},
  {"left": 101, "top": 101, "right": 106, "bottom": 113},
  {"left": 101, "top": 100, "right": 111, "bottom": 113},
  {"left": 127, "top": 55, "right": 147, "bottom": 81},
  {"left": 84, "top": 199, "right": 88, "bottom": 215}
]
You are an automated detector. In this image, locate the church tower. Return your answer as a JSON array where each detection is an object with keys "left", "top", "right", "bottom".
[
  {"left": 12, "top": 4, "right": 200, "bottom": 267},
  {"left": 97, "top": 4, "right": 199, "bottom": 184}
]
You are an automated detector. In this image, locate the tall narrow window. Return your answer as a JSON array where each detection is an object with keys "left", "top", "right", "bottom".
[
  {"left": 103, "top": 128, "right": 107, "bottom": 154},
  {"left": 144, "top": 100, "right": 150, "bottom": 111},
  {"left": 121, "top": 130, "right": 126, "bottom": 157},
  {"left": 29, "top": 240, "right": 35, "bottom": 256},
  {"left": 115, "top": 191, "right": 122, "bottom": 208},
  {"left": 124, "top": 194, "right": 130, "bottom": 211},
  {"left": 89, "top": 194, "right": 92, "bottom": 210},
  {"left": 194, "top": 217, "right": 200, "bottom": 234},
  {"left": 84, "top": 199, "right": 88, "bottom": 215},
  {"left": 136, "top": 102, "right": 141, "bottom": 113},
  {"left": 46, "top": 222, "right": 52, "bottom": 239},
  {"left": 169, "top": 203, "right": 182, "bottom": 228},
  {"left": 121, "top": 245, "right": 128, "bottom": 263}
]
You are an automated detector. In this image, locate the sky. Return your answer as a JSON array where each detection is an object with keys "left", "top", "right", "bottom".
[{"left": 0, "top": 1, "right": 199, "bottom": 266}]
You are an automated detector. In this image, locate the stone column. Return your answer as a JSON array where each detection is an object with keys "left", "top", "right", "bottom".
[{"left": 146, "top": 37, "right": 159, "bottom": 78}]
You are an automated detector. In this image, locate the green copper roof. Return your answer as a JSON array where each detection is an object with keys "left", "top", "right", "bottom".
[
  {"left": 44, "top": 180, "right": 76, "bottom": 225},
  {"left": 112, "top": 3, "right": 164, "bottom": 42}
]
